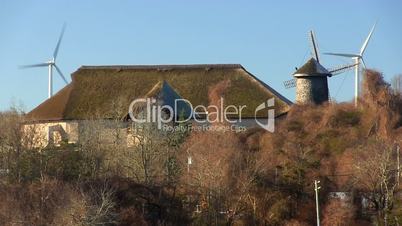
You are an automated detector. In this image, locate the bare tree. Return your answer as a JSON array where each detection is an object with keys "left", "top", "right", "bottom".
[
  {"left": 82, "top": 181, "right": 118, "bottom": 225},
  {"left": 353, "top": 140, "right": 399, "bottom": 225}
]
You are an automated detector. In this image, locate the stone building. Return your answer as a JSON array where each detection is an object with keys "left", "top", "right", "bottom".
[
  {"left": 294, "top": 58, "right": 330, "bottom": 105},
  {"left": 23, "top": 64, "right": 292, "bottom": 148}
]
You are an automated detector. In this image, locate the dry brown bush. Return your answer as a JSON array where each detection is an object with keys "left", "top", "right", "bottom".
[
  {"left": 118, "top": 207, "right": 148, "bottom": 226},
  {"left": 0, "top": 178, "right": 117, "bottom": 226},
  {"left": 284, "top": 219, "right": 309, "bottom": 226},
  {"left": 322, "top": 199, "right": 355, "bottom": 226},
  {"left": 0, "top": 178, "right": 82, "bottom": 225},
  {"left": 361, "top": 69, "right": 402, "bottom": 140}
]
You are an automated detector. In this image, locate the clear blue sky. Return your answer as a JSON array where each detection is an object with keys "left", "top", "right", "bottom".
[{"left": 1, "top": 0, "right": 401, "bottom": 111}]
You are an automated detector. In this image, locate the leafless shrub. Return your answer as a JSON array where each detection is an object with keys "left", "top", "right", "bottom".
[
  {"left": 81, "top": 181, "right": 118, "bottom": 225},
  {"left": 322, "top": 199, "right": 355, "bottom": 226}
]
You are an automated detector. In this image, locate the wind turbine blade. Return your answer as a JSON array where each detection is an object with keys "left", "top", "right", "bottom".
[
  {"left": 53, "top": 23, "right": 66, "bottom": 60},
  {"left": 324, "top": 53, "right": 360, "bottom": 58},
  {"left": 309, "top": 30, "right": 320, "bottom": 62},
  {"left": 361, "top": 58, "right": 367, "bottom": 68},
  {"left": 54, "top": 64, "right": 68, "bottom": 84},
  {"left": 360, "top": 22, "right": 376, "bottom": 55},
  {"left": 19, "top": 63, "right": 49, "bottom": 69}
]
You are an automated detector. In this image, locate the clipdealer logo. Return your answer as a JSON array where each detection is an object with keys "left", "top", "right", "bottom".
[{"left": 128, "top": 98, "right": 275, "bottom": 132}]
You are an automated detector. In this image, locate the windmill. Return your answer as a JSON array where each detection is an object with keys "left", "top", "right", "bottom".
[
  {"left": 20, "top": 24, "right": 69, "bottom": 99},
  {"left": 324, "top": 22, "right": 377, "bottom": 106},
  {"left": 284, "top": 30, "right": 357, "bottom": 105}
]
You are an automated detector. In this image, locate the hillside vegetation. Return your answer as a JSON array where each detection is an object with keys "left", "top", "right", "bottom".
[{"left": 0, "top": 70, "right": 402, "bottom": 225}]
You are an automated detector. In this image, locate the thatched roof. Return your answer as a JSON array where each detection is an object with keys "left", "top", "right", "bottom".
[
  {"left": 26, "top": 64, "right": 291, "bottom": 122},
  {"left": 294, "top": 58, "right": 330, "bottom": 77}
]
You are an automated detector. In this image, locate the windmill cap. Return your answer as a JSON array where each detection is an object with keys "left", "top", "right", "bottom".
[{"left": 293, "top": 58, "right": 330, "bottom": 77}]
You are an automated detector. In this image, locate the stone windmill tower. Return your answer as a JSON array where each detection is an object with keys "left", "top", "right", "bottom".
[
  {"left": 284, "top": 30, "right": 357, "bottom": 105},
  {"left": 293, "top": 58, "right": 330, "bottom": 104}
]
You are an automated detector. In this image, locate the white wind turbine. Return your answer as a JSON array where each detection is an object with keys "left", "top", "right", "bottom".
[
  {"left": 20, "top": 24, "right": 69, "bottom": 99},
  {"left": 324, "top": 22, "right": 377, "bottom": 106}
]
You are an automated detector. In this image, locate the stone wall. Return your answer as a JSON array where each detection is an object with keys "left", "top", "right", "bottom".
[
  {"left": 22, "top": 121, "right": 79, "bottom": 148},
  {"left": 296, "top": 76, "right": 329, "bottom": 105},
  {"left": 23, "top": 120, "right": 134, "bottom": 148},
  {"left": 22, "top": 117, "right": 280, "bottom": 149}
]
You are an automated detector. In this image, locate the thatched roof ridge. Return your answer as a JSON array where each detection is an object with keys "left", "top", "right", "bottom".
[{"left": 78, "top": 64, "right": 242, "bottom": 71}]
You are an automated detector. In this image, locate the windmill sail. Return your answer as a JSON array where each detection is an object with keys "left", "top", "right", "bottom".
[
  {"left": 328, "top": 63, "right": 359, "bottom": 76},
  {"left": 309, "top": 30, "right": 320, "bottom": 63},
  {"left": 284, "top": 78, "right": 296, "bottom": 89}
]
